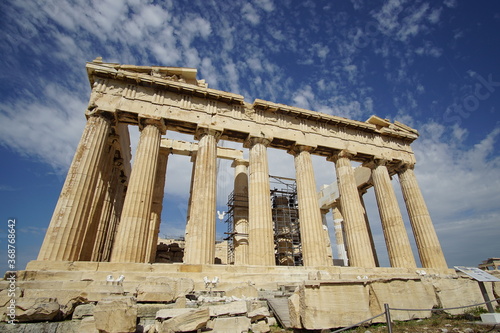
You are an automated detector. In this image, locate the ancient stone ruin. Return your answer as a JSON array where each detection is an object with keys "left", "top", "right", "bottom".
[{"left": 1, "top": 58, "right": 498, "bottom": 332}]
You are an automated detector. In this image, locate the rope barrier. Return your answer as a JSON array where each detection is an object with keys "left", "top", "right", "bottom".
[
  {"left": 327, "top": 297, "right": 500, "bottom": 333},
  {"left": 389, "top": 297, "right": 500, "bottom": 312},
  {"left": 330, "top": 312, "right": 386, "bottom": 333}
]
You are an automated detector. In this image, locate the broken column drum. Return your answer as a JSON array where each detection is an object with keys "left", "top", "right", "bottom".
[{"left": 35, "top": 59, "right": 447, "bottom": 269}]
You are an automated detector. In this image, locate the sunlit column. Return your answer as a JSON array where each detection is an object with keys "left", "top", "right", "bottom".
[
  {"left": 398, "top": 163, "right": 448, "bottom": 269},
  {"left": 291, "top": 145, "right": 332, "bottom": 266},
  {"left": 232, "top": 159, "right": 249, "bottom": 265},
  {"left": 332, "top": 206, "right": 348, "bottom": 266},
  {"left": 183, "top": 128, "right": 220, "bottom": 264},
  {"left": 369, "top": 159, "right": 416, "bottom": 268},
  {"left": 37, "top": 112, "right": 113, "bottom": 261},
  {"left": 320, "top": 208, "right": 334, "bottom": 265},
  {"left": 111, "top": 118, "right": 164, "bottom": 263},
  {"left": 329, "top": 150, "right": 376, "bottom": 267},
  {"left": 245, "top": 136, "right": 275, "bottom": 266}
]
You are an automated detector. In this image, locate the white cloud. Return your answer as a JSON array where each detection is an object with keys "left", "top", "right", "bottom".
[
  {"left": 254, "top": 0, "right": 274, "bottom": 12},
  {"left": 242, "top": 3, "right": 260, "bottom": 25}
]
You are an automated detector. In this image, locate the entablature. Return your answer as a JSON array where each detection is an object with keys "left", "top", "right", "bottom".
[{"left": 86, "top": 60, "right": 419, "bottom": 165}]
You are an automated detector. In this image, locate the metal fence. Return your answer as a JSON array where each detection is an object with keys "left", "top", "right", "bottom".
[{"left": 330, "top": 297, "right": 500, "bottom": 333}]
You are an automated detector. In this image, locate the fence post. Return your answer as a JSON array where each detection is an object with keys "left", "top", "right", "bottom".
[{"left": 384, "top": 303, "right": 393, "bottom": 333}]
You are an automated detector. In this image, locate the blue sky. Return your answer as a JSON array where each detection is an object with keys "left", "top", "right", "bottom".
[{"left": 1, "top": 0, "right": 499, "bottom": 273}]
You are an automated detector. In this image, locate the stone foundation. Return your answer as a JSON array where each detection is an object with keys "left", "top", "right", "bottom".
[{"left": 1, "top": 262, "right": 498, "bottom": 331}]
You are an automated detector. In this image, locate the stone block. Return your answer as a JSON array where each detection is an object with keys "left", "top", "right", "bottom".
[
  {"left": 299, "top": 282, "right": 371, "bottom": 330},
  {"left": 267, "top": 316, "right": 277, "bottom": 326},
  {"left": 247, "top": 306, "right": 270, "bottom": 322},
  {"left": 156, "top": 308, "right": 194, "bottom": 319},
  {"left": 225, "top": 284, "right": 259, "bottom": 298},
  {"left": 93, "top": 297, "right": 137, "bottom": 333},
  {"left": 204, "top": 300, "right": 248, "bottom": 317},
  {"left": 369, "top": 279, "right": 437, "bottom": 321},
  {"left": 84, "top": 281, "right": 125, "bottom": 301},
  {"left": 15, "top": 297, "right": 61, "bottom": 322},
  {"left": 430, "top": 278, "right": 492, "bottom": 315},
  {"left": 251, "top": 320, "right": 271, "bottom": 333},
  {"left": 207, "top": 316, "right": 251, "bottom": 332},
  {"left": 157, "top": 308, "right": 210, "bottom": 333},
  {"left": 78, "top": 316, "right": 99, "bottom": 333},
  {"left": 73, "top": 303, "right": 96, "bottom": 319},
  {"left": 288, "top": 292, "right": 301, "bottom": 328},
  {"left": 138, "top": 303, "right": 175, "bottom": 318},
  {"left": 136, "top": 277, "right": 194, "bottom": 302}
]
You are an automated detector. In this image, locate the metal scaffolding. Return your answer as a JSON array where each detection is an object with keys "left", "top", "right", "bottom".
[
  {"left": 270, "top": 176, "right": 302, "bottom": 266},
  {"left": 223, "top": 191, "right": 248, "bottom": 264},
  {"left": 224, "top": 175, "right": 302, "bottom": 266}
]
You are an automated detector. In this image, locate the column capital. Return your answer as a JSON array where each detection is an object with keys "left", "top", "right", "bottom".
[
  {"left": 85, "top": 108, "right": 115, "bottom": 123},
  {"left": 396, "top": 162, "right": 416, "bottom": 173},
  {"left": 363, "top": 156, "right": 390, "bottom": 169},
  {"left": 243, "top": 135, "right": 273, "bottom": 148},
  {"left": 231, "top": 158, "right": 249, "bottom": 168},
  {"left": 194, "top": 126, "right": 222, "bottom": 141},
  {"left": 139, "top": 116, "right": 166, "bottom": 134},
  {"left": 327, "top": 149, "right": 356, "bottom": 162},
  {"left": 288, "top": 144, "right": 316, "bottom": 156}
]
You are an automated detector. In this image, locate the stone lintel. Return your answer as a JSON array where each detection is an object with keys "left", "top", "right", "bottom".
[
  {"left": 318, "top": 166, "right": 372, "bottom": 210},
  {"left": 160, "top": 139, "right": 243, "bottom": 160}
]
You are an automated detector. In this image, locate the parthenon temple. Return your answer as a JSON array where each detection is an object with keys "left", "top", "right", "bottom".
[
  {"left": 9, "top": 59, "right": 498, "bottom": 331},
  {"left": 35, "top": 58, "right": 447, "bottom": 270}
]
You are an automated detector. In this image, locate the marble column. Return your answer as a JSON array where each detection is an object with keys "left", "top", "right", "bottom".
[
  {"left": 79, "top": 135, "right": 117, "bottom": 261},
  {"left": 359, "top": 191, "right": 380, "bottom": 267},
  {"left": 111, "top": 118, "right": 164, "bottom": 263},
  {"left": 370, "top": 159, "right": 416, "bottom": 268},
  {"left": 246, "top": 137, "right": 275, "bottom": 266},
  {"left": 102, "top": 175, "right": 127, "bottom": 262},
  {"left": 232, "top": 159, "right": 249, "bottom": 265},
  {"left": 329, "top": 150, "right": 376, "bottom": 267},
  {"left": 183, "top": 128, "right": 220, "bottom": 264},
  {"left": 332, "top": 206, "right": 348, "bottom": 266},
  {"left": 145, "top": 148, "right": 169, "bottom": 263},
  {"left": 398, "top": 163, "right": 448, "bottom": 269},
  {"left": 91, "top": 157, "right": 122, "bottom": 261},
  {"left": 291, "top": 145, "right": 331, "bottom": 267},
  {"left": 37, "top": 112, "right": 113, "bottom": 261},
  {"left": 320, "top": 209, "right": 334, "bottom": 265}
]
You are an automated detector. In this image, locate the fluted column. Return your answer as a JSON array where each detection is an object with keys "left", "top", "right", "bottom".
[
  {"left": 369, "top": 159, "right": 416, "bottom": 268},
  {"left": 332, "top": 206, "right": 348, "bottom": 266},
  {"left": 320, "top": 209, "right": 334, "bottom": 265},
  {"left": 38, "top": 112, "right": 113, "bottom": 261},
  {"left": 245, "top": 137, "right": 275, "bottom": 266},
  {"left": 291, "top": 145, "right": 331, "bottom": 266},
  {"left": 398, "top": 163, "right": 448, "bottom": 269},
  {"left": 359, "top": 191, "right": 380, "bottom": 267},
  {"left": 145, "top": 148, "right": 169, "bottom": 263},
  {"left": 329, "top": 150, "right": 376, "bottom": 267},
  {"left": 102, "top": 175, "right": 127, "bottom": 261},
  {"left": 232, "top": 159, "right": 249, "bottom": 265},
  {"left": 79, "top": 135, "right": 117, "bottom": 261},
  {"left": 111, "top": 118, "right": 164, "bottom": 263},
  {"left": 183, "top": 128, "right": 220, "bottom": 264},
  {"left": 91, "top": 157, "right": 122, "bottom": 261}
]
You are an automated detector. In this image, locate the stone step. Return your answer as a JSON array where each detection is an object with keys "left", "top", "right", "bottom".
[{"left": 267, "top": 297, "right": 291, "bottom": 328}]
